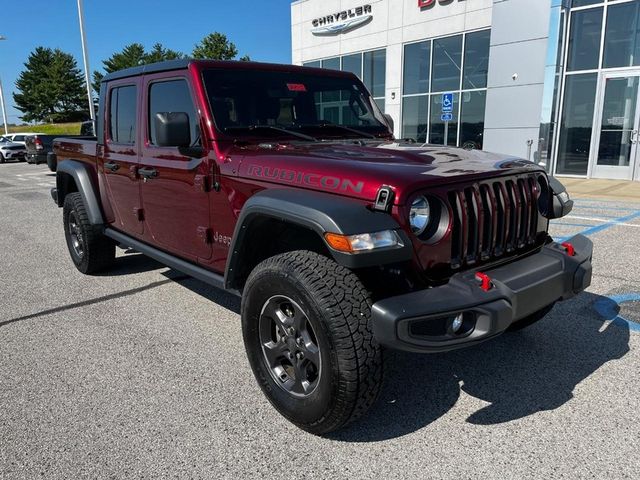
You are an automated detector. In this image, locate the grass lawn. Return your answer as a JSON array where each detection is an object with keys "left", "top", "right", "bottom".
[{"left": 7, "top": 123, "right": 82, "bottom": 135}]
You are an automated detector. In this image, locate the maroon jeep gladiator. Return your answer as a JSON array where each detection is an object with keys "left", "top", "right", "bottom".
[{"left": 51, "top": 59, "right": 592, "bottom": 435}]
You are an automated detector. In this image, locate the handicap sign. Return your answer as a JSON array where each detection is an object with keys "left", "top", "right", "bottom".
[
  {"left": 441, "top": 93, "right": 454, "bottom": 113},
  {"left": 441, "top": 113, "right": 453, "bottom": 122}
]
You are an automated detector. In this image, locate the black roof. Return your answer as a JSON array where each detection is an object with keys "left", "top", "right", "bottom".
[
  {"left": 100, "top": 59, "right": 356, "bottom": 83},
  {"left": 100, "top": 59, "right": 191, "bottom": 83}
]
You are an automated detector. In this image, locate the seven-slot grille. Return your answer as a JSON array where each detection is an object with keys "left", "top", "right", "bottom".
[{"left": 447, "top": 175, "right": 541, "bottom": 269}]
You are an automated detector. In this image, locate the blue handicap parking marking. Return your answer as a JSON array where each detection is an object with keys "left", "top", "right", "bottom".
[{"left": 594, "top": 293, "right": 640, "bottom": 332}]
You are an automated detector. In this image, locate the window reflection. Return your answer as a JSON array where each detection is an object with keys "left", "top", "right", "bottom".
[
  {"left": 603, "top": 2, "right": 640, "bottom": 69},
  {"left": 431, "top": 35, "right": 462, "bottom": 93},
  {"left": 567, "top": 8, "right": 603, "bottom": 71},
  {"left": 556, "top": 74, "right": 597, "bottom": 175}
]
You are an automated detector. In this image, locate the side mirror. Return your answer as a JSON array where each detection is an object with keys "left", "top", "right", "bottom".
[
  {"left": 154, "top": 112, "right": 190, "bottom": 147},
  {"left": 548, "top": 176, "right": 573, "bottom": 219},
  {"left": 383, "top": 113, "right": 394, "bottom": 132}
]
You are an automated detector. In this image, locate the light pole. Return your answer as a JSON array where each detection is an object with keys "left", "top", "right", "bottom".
[
  {"left": 0, "top": 35, "right": 8, "bottom": 135},
  {"left": 76, "top": 0, "right": 95, "bottom": 122}
]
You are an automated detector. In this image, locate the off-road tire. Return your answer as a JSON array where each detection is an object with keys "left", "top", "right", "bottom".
[
  {"left": 241, "top": 250, "right": 383, "bottom": 435},
  {"left": 63, "top": 192, "right": 115, "bottom": 274},
  {"left": 507, "top": 302, "right": 556, "bottom": 332}
]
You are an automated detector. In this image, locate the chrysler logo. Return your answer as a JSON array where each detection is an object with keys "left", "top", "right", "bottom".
[{"left": 311, "top": 5, "right": 372, "bottom": 36}]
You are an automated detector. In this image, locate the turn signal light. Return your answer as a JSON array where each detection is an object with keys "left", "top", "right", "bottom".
[{"left": 324, "top": 230, "right": 403, "bottom": 253}]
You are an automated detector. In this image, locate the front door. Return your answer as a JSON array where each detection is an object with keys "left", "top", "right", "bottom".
[
  {"left": 139, "top": 74, "right": 212, "bottom": 262},
  {"left": 592, "top": 71, "right": 640, "bottom": 180}
]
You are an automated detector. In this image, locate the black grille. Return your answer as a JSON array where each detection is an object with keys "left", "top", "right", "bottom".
[{"left": 448, "top": 175, "right": 540, "bottom": 269}]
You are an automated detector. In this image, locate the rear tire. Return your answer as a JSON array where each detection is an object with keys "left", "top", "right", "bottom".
[
  {"left": 63, "top": 192, "right": 115, "bottom": 274},
  {"left": 507, "top": 303, "right": 555, "bottom": 332},
  {"left": 241, "top": 250, "right": 383, "bottom": 435}
]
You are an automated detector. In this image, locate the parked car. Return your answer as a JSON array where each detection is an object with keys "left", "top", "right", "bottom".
[
  {"left": 25, "top": 134, "right": 95, "bottom": 165},
  {"left": 51, "top": 59, "right": 590, "bottom": 435},
  {"left": 4, "top": 132, "right": 44, "bottom": 146},
  {"left": 0, "top": 135, "right": 26, "bottom": 163}
]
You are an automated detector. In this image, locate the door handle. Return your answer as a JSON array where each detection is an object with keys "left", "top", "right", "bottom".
[
  {"left": 138, "top": 167, "right": 158, "bottom": 179},
  {"left": 104, "top": 161, "right": 120, "bottom": 172}
]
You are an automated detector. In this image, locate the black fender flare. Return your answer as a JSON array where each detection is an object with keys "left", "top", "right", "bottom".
[
  {"left": 56, "top": 160, "right": 104, "bottom": 225},
  {"left": 224, "top": 189, "right": 413, "bottom": 290}
]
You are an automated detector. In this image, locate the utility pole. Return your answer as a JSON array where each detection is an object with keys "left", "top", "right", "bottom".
[
  {"left": 0, "top": 35, "right": 8, "bottom": 135},
  {"left": 76, "top": 0, "right": 95, "bottom": 122}
]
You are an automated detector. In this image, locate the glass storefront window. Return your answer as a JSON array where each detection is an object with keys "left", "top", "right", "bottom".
[
  {"left": 460, "top": 91, "right": 487, "bottom": 150},
  {"left": 403, "top": 41, "right": 430, "bottom": 95},
  {"left": 567, "top": 8, "right": 603, "bottom": 71},
  {"left": 303, "top": 61, "right": 320, "bottom": 68},
  {"left": 363, "top": 50, "right": 386, "bottom": 98},
  {"left": 603, "top": 1, "right": 640, "bottom": 68},
  {"left": 431, "top": 35, "right": 462, "bottom": 93},
  {"left": 321, "top": 57, "right": 340, "bottom": 71},
  {"left": 341, "top": 53, "right": 362, "bottom": 76},
  {"left": 429, "top": 93, "right": 459, "bottom": 145},
  {"left": 402, "top": 96, "right": 428, "bottom": 143},
  {"left": 463, "top": 30, "right": 491, "bottom": 90},
  {"left": 556, "top": 73, "right": 598, "bottom": 175},
  {"left": 571, "top": 0, "right": 601, "bottom": 7}
]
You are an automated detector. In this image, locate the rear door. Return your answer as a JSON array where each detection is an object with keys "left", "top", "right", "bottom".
[
  {"left": 139, "top": 72, "right": 212, "bottom": 262},
  {"left": 101, "top": 78, "right": 143, "bottom": 235}
]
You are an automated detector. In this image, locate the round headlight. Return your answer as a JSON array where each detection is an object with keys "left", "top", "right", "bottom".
[{"left": 409, "top": 195, "right": 430, "bottom": 235}]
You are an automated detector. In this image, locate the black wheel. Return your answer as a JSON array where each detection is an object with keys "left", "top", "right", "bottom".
[
  {"left": 63, "top": 192, "right": 115, "bottom": 274},
  {"left": 0, "top": 153, "right": 5, "bottom": 164},
  {"left": 507, "top": 303, "right": 556, "bottom": 332},
  {"left": 241, "top": 250, "right": 383, "bottom": 435}
]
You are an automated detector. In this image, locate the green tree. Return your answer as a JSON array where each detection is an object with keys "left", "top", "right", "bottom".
[
  {"left": 92, "top": 43, "right": 185, "bottom": 93},
  {"left": 13, "top": 47, "right": 88, "bottom": 123},
  {"left": 192, "top": 32, "right": 250, "bottom": 61}
]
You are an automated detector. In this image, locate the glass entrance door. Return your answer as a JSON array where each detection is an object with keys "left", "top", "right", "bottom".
[{"left": 592, "top": 72, "right": 640, "bottom": 179}]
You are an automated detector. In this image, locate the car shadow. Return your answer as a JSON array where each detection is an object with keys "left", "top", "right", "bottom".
[
  {"left": 331, "top": 291, "right": 630, "bottom": 441},
  {"left": 94, "top": 251, "right": 166, "bottom": 277},
  {"left": 151, "top": 270, "right": 630, "bottom": 442}
]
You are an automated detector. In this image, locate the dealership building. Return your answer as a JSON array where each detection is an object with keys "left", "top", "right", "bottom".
[{"left": 291, "top": 0, "right": 640, "bottom": 181}]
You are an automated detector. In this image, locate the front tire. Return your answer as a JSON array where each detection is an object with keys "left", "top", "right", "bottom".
[
  {"left": 241, "top": 250, "right": 383, "bottom": 435},
  {"left": 63, "top": 192, "right": 115, "bottom": 274},
  {"left": 0, "top": 153, "right": 5, "bottom": 164}
]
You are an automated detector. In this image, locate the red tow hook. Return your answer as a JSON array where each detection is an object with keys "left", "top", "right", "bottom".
[
  {"left": 561, "top": 242, "right": 576, "bottom": 256},
  {"left": 475, "top": 272, "right": 493, "bottom": 292}
]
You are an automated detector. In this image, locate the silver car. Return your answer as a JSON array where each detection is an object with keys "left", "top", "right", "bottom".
[{"left": 0, "top": 136, "right": 27, "bottom": 163}]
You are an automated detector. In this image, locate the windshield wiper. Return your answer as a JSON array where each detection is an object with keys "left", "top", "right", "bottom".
[
  {"left": 298, "top": 122, "right": 377, "bottom": 139},
  {"left": 225, "top": 125, "right": 317, "bottom": 142}
]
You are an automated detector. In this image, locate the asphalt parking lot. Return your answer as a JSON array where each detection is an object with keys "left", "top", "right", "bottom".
[{"left": 1, "top": 162, "right": 639, "bottom": 479}]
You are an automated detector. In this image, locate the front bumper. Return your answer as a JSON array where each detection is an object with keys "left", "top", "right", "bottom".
[
  {"left": 371, "top": 234, "right": 593, "bottom": 353},
  {"left": 1, "top": 150, "right": 25, "bottom": 160}
]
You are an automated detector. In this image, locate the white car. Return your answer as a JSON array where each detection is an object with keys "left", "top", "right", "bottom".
[
  {"left": 0, "top": 136, "right": 27, "bottom": 163},
  {"left": 4, "top": 132, "right": 44, "bottom": 146}
]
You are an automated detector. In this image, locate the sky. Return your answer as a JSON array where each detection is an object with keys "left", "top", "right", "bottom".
[{"left": 0, "top": 0, "right": 293, "bottom": 124}]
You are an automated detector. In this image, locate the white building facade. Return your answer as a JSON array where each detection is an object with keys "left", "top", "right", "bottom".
[{"left": 291, "top": 0, "right": 640, "bottom": 181}]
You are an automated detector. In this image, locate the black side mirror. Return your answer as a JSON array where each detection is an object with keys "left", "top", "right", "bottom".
[
  {"left": 154, "top": 112, "right": 190, "bottom": 147},
  {"left": 383, "top": 113, "right": 394, "bottom": 132},
  {"left": 548, "top": 176, "right": 574, "bottom": 219}
]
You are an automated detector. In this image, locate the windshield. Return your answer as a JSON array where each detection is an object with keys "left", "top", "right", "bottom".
[
  {"left": 0, "top": 136, "right": 10, "bottom": 143},
  {"left": 202, "top": 68, "right": 389, "bottom": 139}
]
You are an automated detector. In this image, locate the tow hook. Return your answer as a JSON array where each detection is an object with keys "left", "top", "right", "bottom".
[
  {"left": 561, "top": 242, "right": 576, "bottom": 256},
  {"left": 475, "top": 272, "right": 493, "bottom": 291}
]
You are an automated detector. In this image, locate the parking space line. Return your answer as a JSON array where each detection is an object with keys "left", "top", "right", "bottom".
[{"left": 557, "top": 210, "right": 640, "bottom": 242}]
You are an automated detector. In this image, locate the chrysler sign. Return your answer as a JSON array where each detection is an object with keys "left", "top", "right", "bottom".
[{"left": 311, "top": 5, "right": 372, "bottom": 36}]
